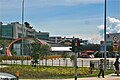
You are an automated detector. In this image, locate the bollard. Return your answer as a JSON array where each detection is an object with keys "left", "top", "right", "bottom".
[{"left": 16, "top": 71, "right": 19, "bottom": 80}]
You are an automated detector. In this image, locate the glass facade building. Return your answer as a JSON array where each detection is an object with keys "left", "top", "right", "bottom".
[
  {"left": 0, "top": 22, "right": 49, "bottom": 56},
  {"left": 1, "top": 25, "right": 13, "bottom": 39}
]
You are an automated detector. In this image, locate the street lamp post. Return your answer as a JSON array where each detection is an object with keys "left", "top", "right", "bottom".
[
  {"left": 21, "top": 0, "right": 24, "bottom": 64},
  {"left": 104, "top": 0, "right": 107, "bottom": 70}
]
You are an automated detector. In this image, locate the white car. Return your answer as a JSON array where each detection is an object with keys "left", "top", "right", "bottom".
[{"left": 0, "top": 72, "right": 17, "bottom": 80}]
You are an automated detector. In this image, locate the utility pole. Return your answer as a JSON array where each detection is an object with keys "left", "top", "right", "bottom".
[{"left": 104, "top": 0, "right": 107, "bottom": 70}]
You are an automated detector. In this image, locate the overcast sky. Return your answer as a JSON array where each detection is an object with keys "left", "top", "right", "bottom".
[{"left": 0, "top": 0, "right": 120, "bottom": 43}]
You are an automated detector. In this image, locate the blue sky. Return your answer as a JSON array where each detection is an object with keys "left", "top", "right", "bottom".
[{"left": 0, "top": 0, "right": 120, "bottom": 43}]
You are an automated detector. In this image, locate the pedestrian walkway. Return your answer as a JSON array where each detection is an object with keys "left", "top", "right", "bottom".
[
  {"left": 77, "top": 74, "right": 120, "bottom": 80},
  {"left": 20, "top": 74, "right": 120, "bottom": 80}
]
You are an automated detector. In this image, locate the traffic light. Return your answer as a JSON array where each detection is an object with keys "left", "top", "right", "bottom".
[
  {"left": 70, "top": 38, "right": 79, "bottom": 52},
  {"left": 70, "top": 38, "right": 83, "bottom": 52},
  {"left": 78, "top": 39, "right": 83, "bottom": 51}
]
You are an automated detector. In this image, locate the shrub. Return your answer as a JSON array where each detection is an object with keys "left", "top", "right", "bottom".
[{"left": 0, "top": 65, "right": 90, "bottom": 79}]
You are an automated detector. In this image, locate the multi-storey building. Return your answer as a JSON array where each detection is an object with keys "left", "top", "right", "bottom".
[
  {"left": 49, "top": 36, "right": 62, "bottom": 43},
  {"left": 49, "top": 36, "right": 88, "bottom": 45},
  {"left": 35, "top": 31, "right": 49, "bottom": 40},
  {"left": 0, "top": 22, "right": 49, "bottom": 56},
  {"left": 0, "top": 22, "right": 49, "bottom": 40},
  {"left": 0, "top": 22, "right": 13, "bottom": 39}
]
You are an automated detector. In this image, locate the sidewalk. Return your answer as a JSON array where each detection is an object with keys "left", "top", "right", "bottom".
[{"left": 20, "top": 74, "right": 120, "bottom": 80}]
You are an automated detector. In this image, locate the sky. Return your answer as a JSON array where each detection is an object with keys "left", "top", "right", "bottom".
[{"left": 0, "top": 0, "right": 120, "bottom": 43}]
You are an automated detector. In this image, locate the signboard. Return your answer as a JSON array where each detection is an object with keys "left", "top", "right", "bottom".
[
  {"left": 106, "top": 34, "right": 120, "bottom": 41},
  {"left": 113, "top": 36, "right": 118, "bottom": 42},
  {"left": 106, "top": 34, "right": 119, "bottom": 52},
  {"left": 113, "top": 41, "right": 119, "bottom": 52},
  {"left": 100, "top": 41, "right": 104, "bottom": 52},
  {"left": 100, "top": 45, "right": 104, "bottom": 52},
  {"left": 113, "top": 46, "right": 118, "bottom": 52},
  {"left": 112, "top": 35, "right": 119, "bottom": 52}
]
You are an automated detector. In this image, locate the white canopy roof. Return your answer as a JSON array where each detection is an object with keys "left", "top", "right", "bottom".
[{"left": 51, "top": 47, "right": 72, "bottom": 51}]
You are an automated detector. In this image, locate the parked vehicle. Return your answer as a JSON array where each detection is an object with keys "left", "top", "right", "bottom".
[
  {"left": 0, "top": 72, "right": 17, "bottom": 80},
  {"left": 79, "top": 50, "right": 94, "bottom": 58}
]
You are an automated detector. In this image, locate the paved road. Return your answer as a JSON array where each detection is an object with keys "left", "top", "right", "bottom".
[{"left": 20, "top": 74, "right": 120, "bottom": 80}]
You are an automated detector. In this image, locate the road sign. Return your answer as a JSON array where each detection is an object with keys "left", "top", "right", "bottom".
[
  {"left": 100, "top": 45, "right": 104, "bottom": 52},
  {"left": 113, "top": 41, "right": 119, "bottom": 52},
  {"left": 100, "top": 41, "right": 104, "bottom": 52},
  {"left": 113, "top": 41, "right": 118, "bottom": 47},
  {"left": 113, "top": 46, "right": 118, "bottom": 52},
  {"left": 113, "top": 36, "right": 118, "bottom": 42}
]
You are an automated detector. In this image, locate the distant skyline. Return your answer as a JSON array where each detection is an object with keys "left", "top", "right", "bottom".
[{"left": 0, "top": 0, "right": 120, "bottom": 43}]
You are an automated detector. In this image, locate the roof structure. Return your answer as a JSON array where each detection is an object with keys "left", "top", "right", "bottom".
[{"left": 51, "top": 47, "right": 72, "bottom": 51}]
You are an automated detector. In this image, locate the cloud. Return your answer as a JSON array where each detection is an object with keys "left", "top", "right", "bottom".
[
  {"left": 97, "top": 17, "right": 120, "bottom": 35},
  {"left": 97, "top": 17, "right": 120, "bottom": 43},
  {"left": 107, "top": 17, "right": 120, "bottom": 33},
  {"left": 68, "top": 17, "right": 120, "bottom": 44}
]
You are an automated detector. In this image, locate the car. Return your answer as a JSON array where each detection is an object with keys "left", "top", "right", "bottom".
[
  {"left": 79, "top": 50, "right": 94, "bottom": 58},
  {"left": 0, "top": 72, "right": 17, "bottom": 80}
]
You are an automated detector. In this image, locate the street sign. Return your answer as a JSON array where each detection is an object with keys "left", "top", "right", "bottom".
[
  {"left": 113, "top": 41, "right": 118, "bottom": 47},
  {"left": 100, "top": 41, "right": 104, "bottom": 52},
  {"left": 100, "top": 45, "right": 104, "bottom": 52},
  {"left": 113, "top": 41, "right": 119, "bottom": 52},
  {"left": 113, "top": 46, "right": 118, "bottom": 52},
  {"left": 113, "top": 36, "right": 118, "bottom": 42}
]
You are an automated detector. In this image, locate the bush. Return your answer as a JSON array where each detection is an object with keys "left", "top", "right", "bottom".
[{"left": 0, "top": 65, "right": 90, "bottom": 79}]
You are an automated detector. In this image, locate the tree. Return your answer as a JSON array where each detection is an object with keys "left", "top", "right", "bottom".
[
  {"left": 61, "top": 51, "right": 68, "bottom": 60},
  {"left": 0, "top": 40, "right": 4, "bottom": 55},
  {"left": 11, "top": 49, "right": 17, "bottom": 56},
  {"left": 39, "top": 44, "right": 50, "bottom": 66},
  {"left": 70, "top": 55, "right": 75, "bottom": 66},
  {"left": 11, "top": 49, "right": 17, "bottom": 64},
  {"left": 61, "top": 51, "right": 69, "bottom": 66},
  {"left": 30, "top": 42, "right": 50, "bottom": 66},
  {"left": 40, "top": 44, "right": 50, "bottom": 57},
  {"left": 0, "top": 39, "right": 10, "bottom": 55}
]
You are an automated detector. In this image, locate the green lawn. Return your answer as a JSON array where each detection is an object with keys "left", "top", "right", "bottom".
[{"left": 0, "top": 65, "right": 114, "bottom": 79}]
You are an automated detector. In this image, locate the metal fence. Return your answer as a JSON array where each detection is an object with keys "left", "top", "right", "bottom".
[{"left": 1, "top": 58, "right": 115, "bottom": 69}]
